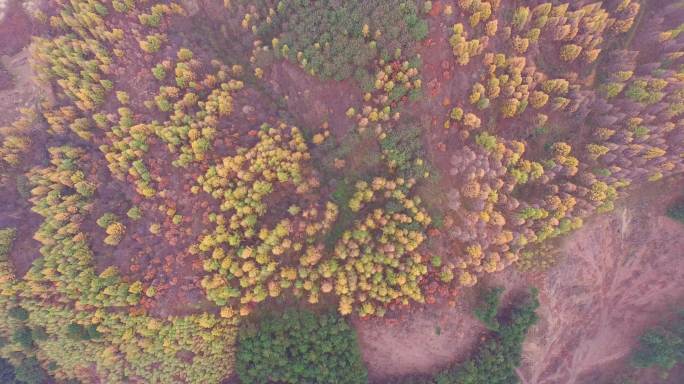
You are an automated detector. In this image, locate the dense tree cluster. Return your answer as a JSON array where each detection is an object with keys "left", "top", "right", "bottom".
[
  {"left": 0, "top": 228, "right": 16, "bottom": 284},
  {"left": 194, "top": 123, "right": 434, "bottom": 317},
  {"left": 0, "top": 1, "right": 244, "bottom": 382},
  {"left": 446, "top": 135, "right": 591, "bottom": 283},
  {"left": 195, "top": 123, "right": 337, "bottom": 315},
  {"left": 447, "top": 1, "right": 500, "bottom": 65},
  {"left": 631, "top": 311, "right": 684, "bottom": 378},
  {"left": 151, "top": 49, "right": 245, "bottom": 167},
  {"left": 26, "top": 147, "right": 137, "bottom": 307},
  {"left": 356, "top": 60, "right": 422, "bottom": 130},
  {"left": 31, "top": 0, "right": 181, "bottom": 197},
  {"left": 435, "top": 0, "right": 684, "bottom": 283},
  {"left": 1, "top": 147, "right": 239, "bottom": 383},
  {"left": 236, "top": 309, "right": 367, "bottom": 384},
  {"left": 334, "top": 177, "right": 432, "bottom": 316}
]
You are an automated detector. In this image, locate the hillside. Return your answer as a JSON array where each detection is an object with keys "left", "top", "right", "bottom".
[{"left": 0, "top": 1, "right": 683, "bottom": 383}]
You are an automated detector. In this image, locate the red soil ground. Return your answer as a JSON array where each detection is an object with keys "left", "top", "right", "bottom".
[
  {"left": 352, "top": 6, "right": 684, "bottom": 383},
  {"left": 266, "top": 61, "right": 363, "bottom": 137},
  {"left": 355, "top": 176, "right": 684, "bottom": 383},
  {"left": 519, "top": 177, "right": 684, "bottom": 384},
  {"left": 354, "top": 294, "right": 484, "bottom": 382},
  {"left": 0, "top": 10, "right": 49, "bottom": 276},
  {"left": 0, "top": 0, "right": 34, "bottom": 57}
]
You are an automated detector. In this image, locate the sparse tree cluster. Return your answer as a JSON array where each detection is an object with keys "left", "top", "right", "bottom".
[{"left": 253, "top": 0, "right": 427, "bottom": 84}]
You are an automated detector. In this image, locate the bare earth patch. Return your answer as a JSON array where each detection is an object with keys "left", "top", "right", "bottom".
[
  {"left": 354, "top": 300, "right": 484, "bottom": 382},
  {"left": 0, "top": 0, "right": 33, "bottom": 57},
  {"left": 0, "top": 48, "right": 47, "bottom": 125},
  {"left": 266, "top": 61, "right": 362, "bottom": 137},
  {"left": 0, "top": 43, "right": 49, "bottom": 277},
  {"left": 355, "top": 177, "right": 684, "bottom": 383},
  {"left": 519, "top": 177, "right": 684, "bottom": 384}
]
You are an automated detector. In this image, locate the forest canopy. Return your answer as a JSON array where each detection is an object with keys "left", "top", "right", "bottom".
[{"left": 0, "top": 0, "right": 682, "bottom": 383}]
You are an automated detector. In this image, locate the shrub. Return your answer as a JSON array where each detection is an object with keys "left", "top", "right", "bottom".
[
  {"left": 530, "top": 91, "right": 549, "bottom": 108},
  {"left": 12, "top": 327, "right": 34, "bottom": 349},
  {"left": 625, "top": 79, "right": 665, "bottom": 104},
  {"left": 600, "top": 82, "right": 625, "bottom": 98},
  {"left": 104, "top": 222, "right": 126, "bottom": 246},
  {"left": 473, "top": 287, "right": 504, "bottom": 331},
  {"left": 631, "top": 311, "right": 684, "bottom": 376},
  {"left": 115, "top": 91, "right": 129, "bottom": 105},
  {"left": 500, "top": 98, "right": 520, "bottom": 117},
  {"left": 30, "top": 327, "right": 48, "bottom": 342},
  {"left": 14, "top": 357, "right": 48, "bottom": 384},
  {"left": 450, "top": 107, "right": 464, "bottom": 121},
  {"left": 512, "top": 7, "right": 530, "bottom": 30},
  {"left": 667, "top": 200, "right": 684, "bottom": 224},
  {"left": 463, "top": 113, "right": 481, "bottom": 128},
  {"left": 127, "top": 206, "right": 142, "bottom": 220},
  {"left": 0, "top": 228, "right": 16, "bottom": 258},
  {"left": 139, "top": 33, "right": 165, "bottom": 53},
  {"left": 149, "top": 223, "right": 161, "bottom": 234},
  {"left": 96, "top": 213, "right": 118, "bottom": 229},
  {"left": 177, "top": 48, "right": 194, "bottom": 61},
  {"left": 476, "top": 97, "right": 490, "bottom": 110},
  {"left": 66, "top": 323, "right": 102, "bottom": 341},
  {"left": 236, "top": 309, "right": 368, "bottom": 384},
  {"left": 151, "top": 64, "right": 166, "bottom": 80},
  {"left": 0, "top": 357, "right": 17, "bottom": 384},
  {"left": 475, "top": 132, "right": 497, "bottom": 151},
  {"left": 560, "top": 44, "right": 582, "bottom": 61},
  {"left": 8, "top": 307, "right": 29, "bottom": 321},
  {"left": 434, "top": 288, "right": 540, "bottom": 384}
]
